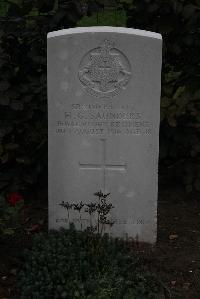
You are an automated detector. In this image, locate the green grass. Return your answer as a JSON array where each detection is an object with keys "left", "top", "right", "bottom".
[{"left": 77, "top": 9, "right": 127, "bottom": 27}]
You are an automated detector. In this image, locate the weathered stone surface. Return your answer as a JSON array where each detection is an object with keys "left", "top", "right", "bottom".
[{"left": 47, "top": 27, "right": 162, "bottom": 243}]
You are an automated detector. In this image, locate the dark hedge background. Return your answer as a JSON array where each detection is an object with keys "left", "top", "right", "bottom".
[{"left": 0, "top": 0, "right": 199, "bottom": 194}]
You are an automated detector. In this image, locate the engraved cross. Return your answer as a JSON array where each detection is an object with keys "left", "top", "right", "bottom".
[{"left": 79, "top": 139, "right": 127, "bottom": 192}]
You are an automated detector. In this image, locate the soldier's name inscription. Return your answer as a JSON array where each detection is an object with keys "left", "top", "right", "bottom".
[{"left": 56, "top": 103, "right": 152, "bottom": 136}]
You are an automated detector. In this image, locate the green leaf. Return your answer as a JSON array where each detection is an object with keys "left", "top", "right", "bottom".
[
  {"left": 173, "top": 86, "right": 186, "bottom": 100},
  {"left": 165, "top": 71, "right": 182, "bottom": 83},
  {"left": 8, "top": 0, "right": 23, "bottom": 5},
  {"left": 16, "top": 156, "right": 31, "bottom": 165},
  {"left": 3, "top": 228, "right": 15, "bottom": 235},
  {"left": 161, "top": 97, "right": 171, "bottom": 108},
  {"left": 167, "top": 117, "right": 177, "bottom": 127}
]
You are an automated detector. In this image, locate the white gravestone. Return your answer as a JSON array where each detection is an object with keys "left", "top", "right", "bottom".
[{"left": 47, "top": 27, "right": 162, "bottom": 244}]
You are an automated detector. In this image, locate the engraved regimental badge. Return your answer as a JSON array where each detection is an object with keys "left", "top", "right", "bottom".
[{"left": 78, "top": 40, "right": 131, "bottom": 98}]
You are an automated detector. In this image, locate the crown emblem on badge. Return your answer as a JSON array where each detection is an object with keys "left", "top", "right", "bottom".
[{"left": 78, "top": 40, "right": 131, "bottom": 98}]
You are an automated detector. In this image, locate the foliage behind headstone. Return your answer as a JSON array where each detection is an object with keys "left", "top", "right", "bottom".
[
  {"left": 0, "top": 0, "right": 83, "bottom": 192},
  {"left": 123, "top": 0, "right": 200, "bottom": 191}
]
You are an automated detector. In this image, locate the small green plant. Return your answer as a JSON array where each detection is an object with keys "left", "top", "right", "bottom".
[
  {"left": 19, "top": 227, "right": 166, "bottom": 298},
  {"left": 60, "top": 191, "right": 114, "bottom": 234},
  {"left": 0, "top": 192, "right": 24, "bottom": 236}
]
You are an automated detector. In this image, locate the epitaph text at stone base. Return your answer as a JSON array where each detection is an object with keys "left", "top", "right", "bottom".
[{"left": 47, "top": 27, "right": 162, "bottom": 244}]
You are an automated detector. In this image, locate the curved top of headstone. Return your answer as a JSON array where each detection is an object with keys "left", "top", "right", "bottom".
[{"left": 47, "top": 26, "right": 162, "bottom": 40}]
